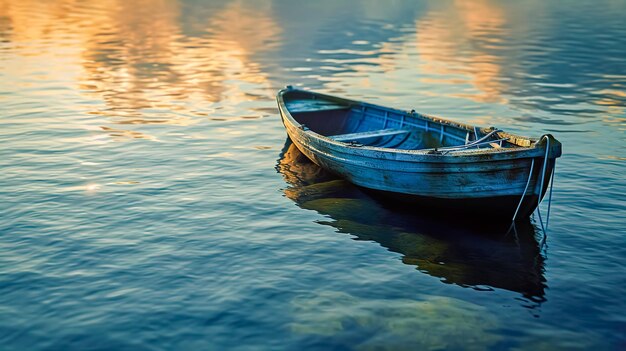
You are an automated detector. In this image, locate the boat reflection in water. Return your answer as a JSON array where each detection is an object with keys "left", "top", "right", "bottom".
[{"left": 276, "top": 139, "right": 546, "bottom": 304}]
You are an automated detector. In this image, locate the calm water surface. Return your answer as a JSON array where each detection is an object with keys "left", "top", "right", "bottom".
[{"left": 1, "top": 1, "right": 625, "bottom": 350}]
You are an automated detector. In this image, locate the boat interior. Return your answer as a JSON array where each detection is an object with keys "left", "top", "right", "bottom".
[{"left": 283, "top": 90, "right": 517, "bottom": 151}]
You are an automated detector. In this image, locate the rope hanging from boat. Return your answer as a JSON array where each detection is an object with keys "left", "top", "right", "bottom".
[
  {"left": 511, "top": 135, "right": 555, "bottom": 239},
  {"left": 511, "top": 158, "right": 535, "bottom": 222},
  {"left": 536, "top": 135, "right": 555, "bottom": 237},
  {"left": 546, "top": 162, "right": 555, "bottom": 228},
  {"left": 512, "top": 135, "right": 555, "bottom": 221}
]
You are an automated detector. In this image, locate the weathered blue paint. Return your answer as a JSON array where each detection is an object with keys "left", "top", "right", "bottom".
[{"left": 277, "top": 88, "right": 562, "bottom": 219}]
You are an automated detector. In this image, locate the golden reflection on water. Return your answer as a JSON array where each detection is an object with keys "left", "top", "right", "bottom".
[
  {"left": 415, "top": 0, "right": 508, "bottom": 104},
  {"left": 2, "top": 0, "right": 624, "bottom": 137},
  {"left": 0, "top": 0, "right": 279, "bottom": 133}
]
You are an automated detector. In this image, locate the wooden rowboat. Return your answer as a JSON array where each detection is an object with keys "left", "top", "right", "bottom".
[{"left": 277, "top": 87, "right": 562, "bottom": 220}]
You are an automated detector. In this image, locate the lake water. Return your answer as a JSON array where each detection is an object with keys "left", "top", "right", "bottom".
[{"left": 1, "top": 0, "right": 625, "bottom": 350}]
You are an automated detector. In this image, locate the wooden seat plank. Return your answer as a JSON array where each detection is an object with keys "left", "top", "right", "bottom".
[{"left": 329, "top": 128, "right": 410, "bottom": 142}]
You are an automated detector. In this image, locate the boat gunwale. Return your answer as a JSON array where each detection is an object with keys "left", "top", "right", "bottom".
[{"left": 277, "top": 88, "right": 561, "bottom": 160}]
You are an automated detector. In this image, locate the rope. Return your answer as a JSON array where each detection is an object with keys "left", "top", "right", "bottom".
[
  {"left": 538, "top": 136, "right": 550, "bottom": 211},
  {"left": 535, "top": 135, "right": 554, "bottom": 237},
  {"left": 512, "top": 158, "right": 535, "bottom": 222},
  {"left": 546, "top": 162, "right": 555, "bottom": 228},
  {"left": 511, "top": 135, "right": 555, "bottom": 242},
  {"left": 440, "top": 138, "right": 509, "bottom": 154},
  {"left": 474, "top": 127, "right": 480, "bottom": 148}
]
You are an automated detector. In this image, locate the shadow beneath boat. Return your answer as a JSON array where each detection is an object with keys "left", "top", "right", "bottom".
[{"left": 276, "top": 138, "right": 547, "bottom": 306}]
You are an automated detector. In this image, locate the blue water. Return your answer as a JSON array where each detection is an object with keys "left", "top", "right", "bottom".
[{"left": 1, "top": 0, "right": 625, "bottom": 350}]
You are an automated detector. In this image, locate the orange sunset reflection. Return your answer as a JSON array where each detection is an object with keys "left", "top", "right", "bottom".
[
  {"left": 0, "top": 0, "right": 281, "bottom": 132},
  {"left": 416, "top": 0, "right": 508, "bottom": 104}
]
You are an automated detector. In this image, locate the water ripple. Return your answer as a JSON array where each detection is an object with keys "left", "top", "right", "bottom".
[{"left": 1, "top": 0, "right": 625, "bottom": 350}]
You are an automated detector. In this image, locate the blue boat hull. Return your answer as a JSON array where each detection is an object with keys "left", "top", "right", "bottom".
[{"left": 277, "top": 88, "right": 561, "bottom": 219}]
